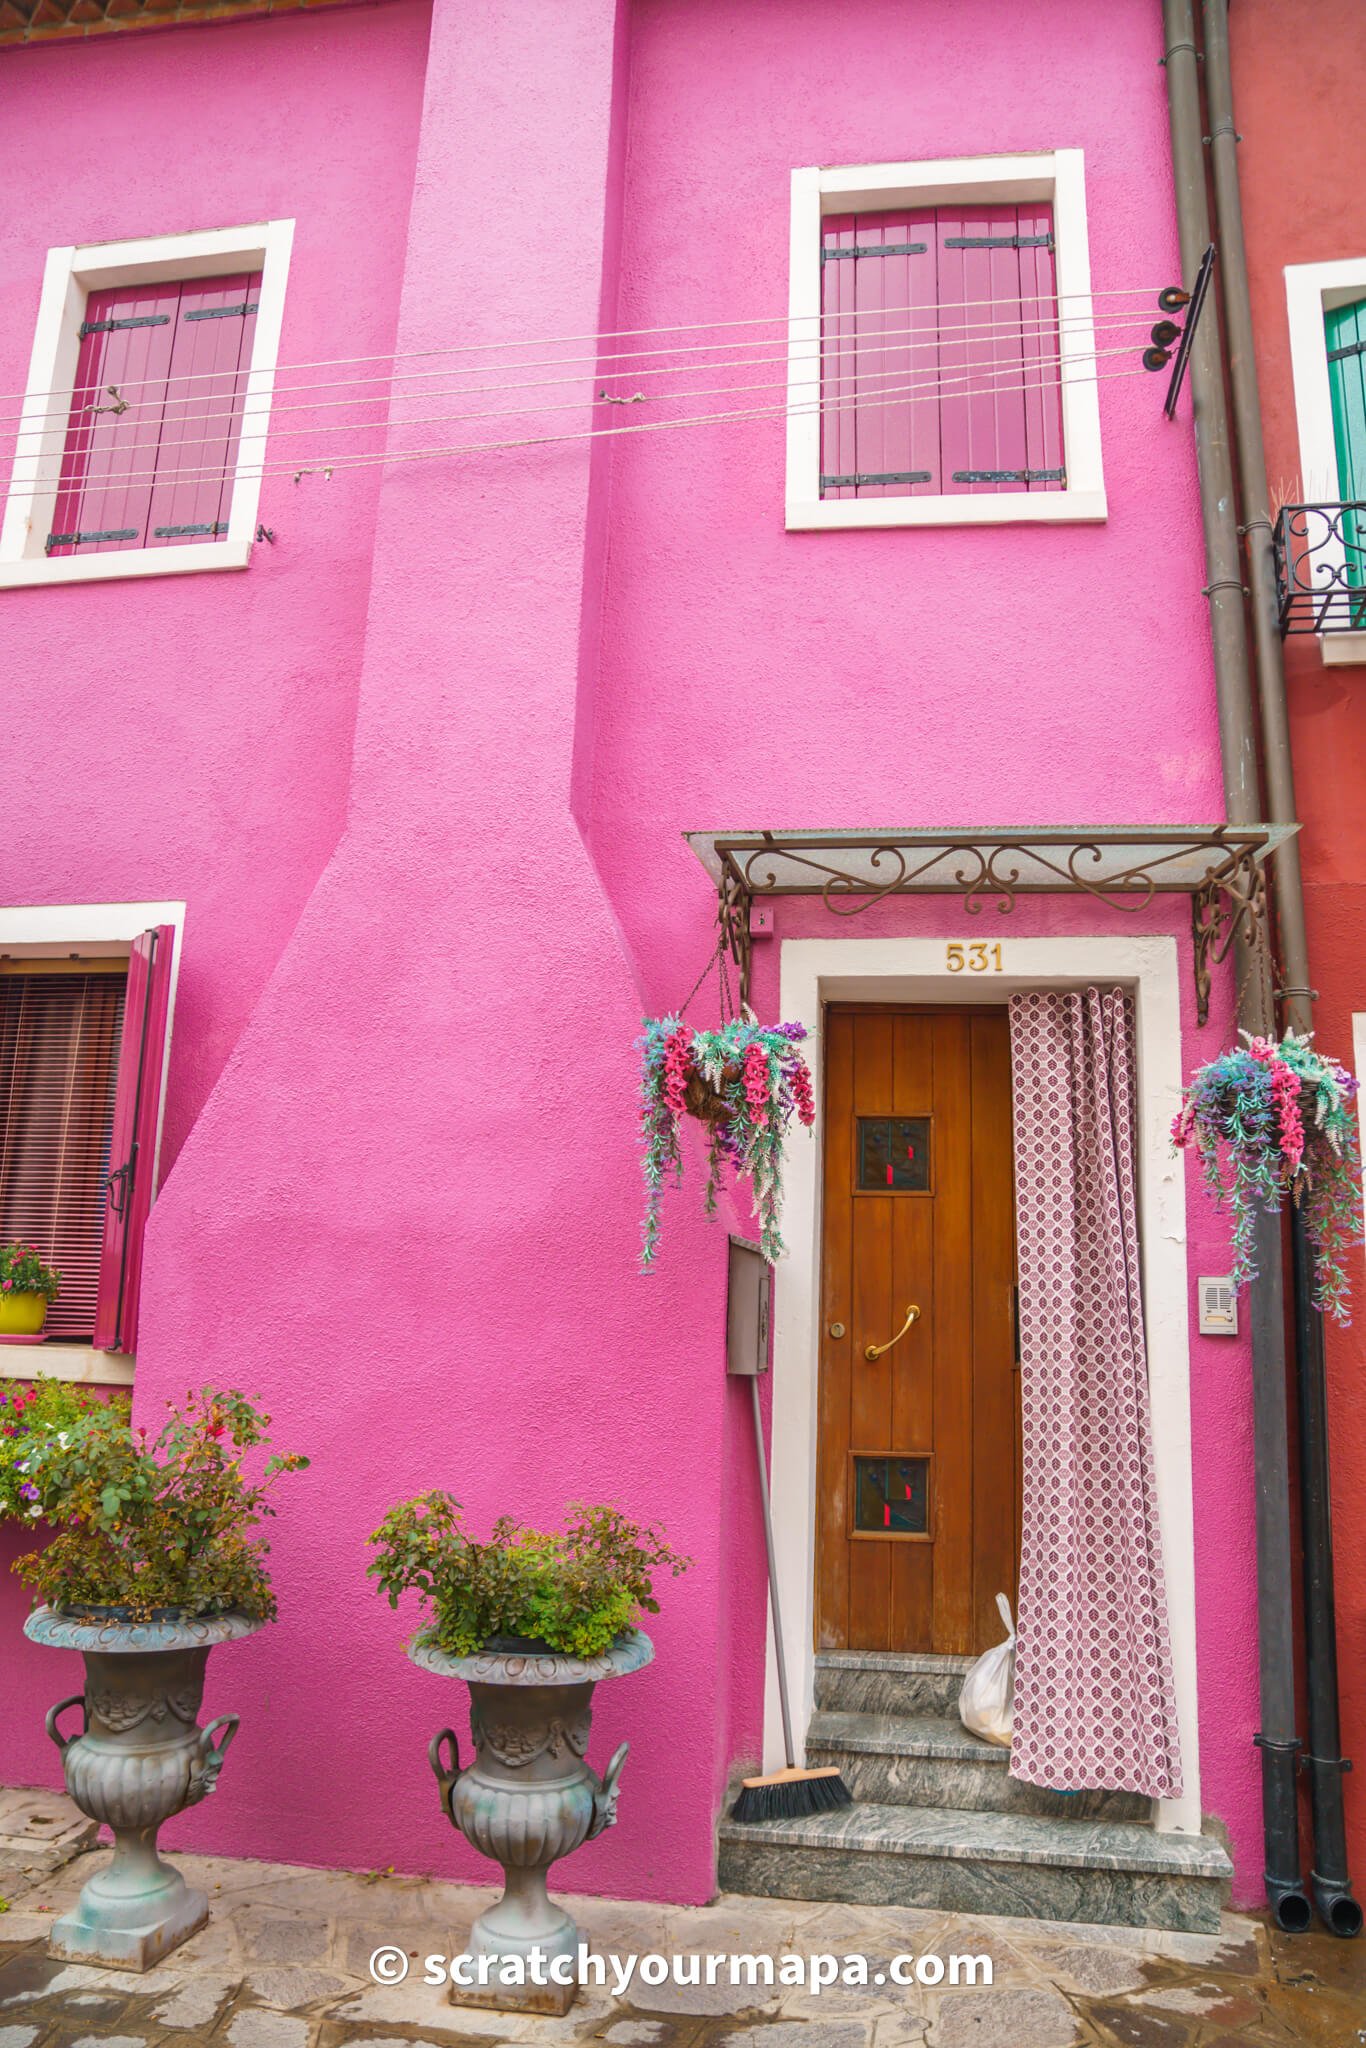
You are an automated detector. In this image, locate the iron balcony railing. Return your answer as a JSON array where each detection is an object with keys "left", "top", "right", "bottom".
[{"left": 1273, "top": 502, "right": 1366, "bottom": 637}]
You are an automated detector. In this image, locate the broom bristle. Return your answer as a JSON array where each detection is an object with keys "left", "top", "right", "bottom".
[{"left": 729, "top": 1766, "right": 853, "bottom": 1823}]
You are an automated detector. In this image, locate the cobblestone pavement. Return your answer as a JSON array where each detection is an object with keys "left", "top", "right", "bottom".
[{"left": 1, "top": 1794, "right": 1363, "bottom": 2048}]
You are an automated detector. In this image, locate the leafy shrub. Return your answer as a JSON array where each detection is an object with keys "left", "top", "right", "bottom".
[
  {"left": 1, "top": 1243, "right": 61, "bottom": 1302},
  {"left": 0, "top": 1379, "right": 130, "bottom": 1523},
  {"left": 368, "top": 1496, "right": 689, "bottom": 1658},
  {"left": 13, "top": 1387, "right": 308, "bottom": 1622}
]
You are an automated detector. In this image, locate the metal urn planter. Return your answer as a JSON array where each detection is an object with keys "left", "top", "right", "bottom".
[
  {"left": 25, "top": 1606, "right": 261, "bottom": 1969},
  {"left": 409, "top": 1627, "right": 653, "bottom": 2014}
]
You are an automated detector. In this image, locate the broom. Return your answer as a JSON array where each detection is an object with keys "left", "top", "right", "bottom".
[{"left": 730, "top": 1372, "right": 852, "bottom": 1822}]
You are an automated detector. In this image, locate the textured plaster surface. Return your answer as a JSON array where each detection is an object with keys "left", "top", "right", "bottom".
[
  {"left": 0, "top": 0, "right": 432, "bottom": 1793},
  {"left": 1232, "top": 0, "right": 1366, "bottom": 1896},
  {"left": 0, "top": 0, "right": 1268, "bottom": 1909}
]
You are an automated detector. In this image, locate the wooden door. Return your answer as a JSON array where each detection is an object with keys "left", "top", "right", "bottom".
[{"left": 817, "top": 1006, "right": 1019, "bottom": 1656}]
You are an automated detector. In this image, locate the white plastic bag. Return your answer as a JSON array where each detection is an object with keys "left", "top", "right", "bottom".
[{"left": 958, "top": 1593, "right": 1015, "bottom": 1748}]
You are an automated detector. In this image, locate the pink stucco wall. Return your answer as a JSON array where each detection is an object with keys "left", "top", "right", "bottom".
[
  {"left": 2, "top": 0, "right": 1264, "bottom": 1907},
  {"left": 0, "top": 0, "right": 432, "bottom": 1168}
]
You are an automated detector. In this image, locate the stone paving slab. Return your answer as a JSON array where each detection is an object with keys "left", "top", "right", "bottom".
[
  {"left": 0, "top": 1793, "right": 98, "bottom": 1904},
  {"left": 0, "top": 1839, "right": 1362, "bottom": 2048}
]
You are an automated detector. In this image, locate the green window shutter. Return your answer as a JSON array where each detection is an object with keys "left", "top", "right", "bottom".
[{"left": 1325, "top": 298, "right": 1366, "bottom": 586}]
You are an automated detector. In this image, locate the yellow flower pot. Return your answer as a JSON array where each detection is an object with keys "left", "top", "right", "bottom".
[{"left": 0, "top": 1291, "right": 48, "bottom": 1336}]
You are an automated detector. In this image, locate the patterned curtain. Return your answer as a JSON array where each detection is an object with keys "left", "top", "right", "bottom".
[{"left": 1007, "top": 988, "right": 1182, "bottom": 1799}]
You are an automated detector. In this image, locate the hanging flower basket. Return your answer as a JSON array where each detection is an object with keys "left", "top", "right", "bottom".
[
  {"left": 1172, "top": 1030, "right": 1363, "bottom": 1322},
  {"left": 639, "top": 1016, "right": 815, "bottom": 1269}
]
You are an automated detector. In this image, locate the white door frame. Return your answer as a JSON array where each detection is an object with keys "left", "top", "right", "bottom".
[{"left": 765, "top": 931, "right": 1202, "bottom": 1836}]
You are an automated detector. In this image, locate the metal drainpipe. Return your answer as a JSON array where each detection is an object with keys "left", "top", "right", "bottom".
[
  {"left": 1201, "top": 0, "right": 1361, "bottom": 1938},
  {"left": 1160, "top": 0, "right": 1312, "bottom": 1933}
]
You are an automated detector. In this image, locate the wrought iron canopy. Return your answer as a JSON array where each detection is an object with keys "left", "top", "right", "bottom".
[{"left": 684, "top": 824, "right": 1300, "bottom": 1025}]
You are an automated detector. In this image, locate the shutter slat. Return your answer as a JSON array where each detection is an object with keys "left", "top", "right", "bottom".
[
  {"left": 1019, "top": 202, "right": 1065, "bottom": 492},
  {"left": 0, "top": 974, "right": 126, "bottom": 1341}
]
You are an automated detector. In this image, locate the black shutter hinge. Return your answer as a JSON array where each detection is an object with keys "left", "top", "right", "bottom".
[
  {"left": 46, "top": 528, "right": 139, "bottom": 552},
  {"left": 79, "top": 314, "right": 170, "bottom": 338},
  {"left": 943, "top": 235, "right": 1054, "bottom": 250},
  {"left": 952, "top": 468, "right": 1065, "bottom": 484},
  {"left": 822, "top": 471, "right": 933, "bottom": 489},
  {"left": 183, "top": 302, "right": 259, "bottom": 322},
  {"left": 822, "top": 242, "right": 929, "bottom": 263}
]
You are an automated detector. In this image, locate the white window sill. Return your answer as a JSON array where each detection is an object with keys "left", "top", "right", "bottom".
[
  {"left": 786, "top": 488, "right": 1107, "bottom": 531},
  {"left": 0, "top": 539, "right": 252, "bottom": 589},
  {"left": 0, "top": 1343, "right": 133, "bottom": 1386},
  {"left": 1319, "top": 632, "right": 1366, "bottom": 667}
]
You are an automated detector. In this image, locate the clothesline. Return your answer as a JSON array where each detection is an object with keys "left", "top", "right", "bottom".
[
  {"left": 0, "top": 279, "right": 1170, "bottom": 412},
  {"left": 28, "top": 360, "right": 1146, "bottom": 510},
  {"left": 15, "top": 337, "right": 1140, "bottom": 481}
]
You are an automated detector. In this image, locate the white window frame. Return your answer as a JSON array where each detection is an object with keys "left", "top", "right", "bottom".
[
  {"left": 0, "top": 221, "right": 294, "bottom": 590},
  {"left": 1285, "top": 255, "right": 1366, "bottom": 666},
  {"left": 0, "top": 900, "right": 185, "bottom": 1385},
  {"left": 786, "top": 150, "right": 1106, "bottom": 530}
]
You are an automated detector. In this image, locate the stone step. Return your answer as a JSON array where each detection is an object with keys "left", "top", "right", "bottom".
[
  {"left": 806, "top": 1710, "right": 1150, "bottom": 1824},
  {"left": 717, "top": 1800, "right": 1231, "bottom": 1934},
  {"left": 813, "top": 1649, "right": 972, "bottom": 1719}
]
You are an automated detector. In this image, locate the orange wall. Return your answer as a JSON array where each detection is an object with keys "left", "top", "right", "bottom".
[{"left": 1232, "top": 0, "right": 1366, "bottom": 1887}]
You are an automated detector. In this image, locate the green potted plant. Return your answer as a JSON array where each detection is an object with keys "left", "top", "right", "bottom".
[
  {"left": 0, "top": 1242, "right": 61, "bottom": 1337},
  {"left": 369, "top": 1497, "right": 687, "bottom": 2013},
  {"left": 0, "top": 1378, "right": 129, "bottom": 1523},
  {"left": 15, "top": 1388, "right": 307, "bottom": 1971}
]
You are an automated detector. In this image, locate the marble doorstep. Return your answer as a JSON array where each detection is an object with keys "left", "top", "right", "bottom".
[
  {"left": 717, "top": 1802, "right": 1232, "bottom": 1935},
  {"left": 806, "top": 1711, "right": 1149, "bottom": 1824},
  {"left": 813, "top": 1653, "right": 972, "bottom": 1720}
]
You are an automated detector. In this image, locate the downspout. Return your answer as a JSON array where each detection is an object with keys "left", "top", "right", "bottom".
[
  {"left": 1160, "top": 0, "right": 1312, "bottom": 1933},
  {"left": 1201, "top": 0, "right": 1361, "bottom": 1938}
]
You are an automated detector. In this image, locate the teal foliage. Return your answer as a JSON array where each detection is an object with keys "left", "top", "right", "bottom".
[
  {"left": 1173, "top": 1031, "right": 1362, "bottom": 1322},
  {"left": 638, "top": 1014, "right": 815, "bottom": 1268}
]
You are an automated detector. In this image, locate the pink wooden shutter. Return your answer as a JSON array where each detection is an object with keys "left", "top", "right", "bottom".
[
  {"left": 820, "top": 211, "right": 938, "bottom": 498},
  {"left": 147, "top": 272, "right": 261, "bottom": 547},
  {"left": 937, "top": 202, "right": 1063, "bottom": 495},
  {"left": 48, "top": 275, "right": 260, "bottom": 558},
  {"left": 93, "top": 925, "right": 175, "bottom": 1354},
  {"left": 0, "top": 974, "right": 126, "bottom": 1342},
  {"left": 48, "top": 282, "right": 181, "bottom": 557}
]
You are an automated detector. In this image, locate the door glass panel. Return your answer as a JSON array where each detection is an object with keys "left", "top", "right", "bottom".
[
  {"left": 858, "top": 1115, "right": 930, "bottom": 1190},
  {"left": 853, "top": 1455, "right": 930, "bottom": 1534}
]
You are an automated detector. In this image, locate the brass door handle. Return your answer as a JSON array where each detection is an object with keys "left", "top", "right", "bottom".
[{"left": 864, "top": 1304, "right": 921, "bottom": 1361}]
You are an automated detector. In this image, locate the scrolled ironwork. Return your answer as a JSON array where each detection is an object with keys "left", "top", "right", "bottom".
[
  {"left": 824, "top": 843, "right": 910, "bottom": 915},
  {"left": 706, "top": 826, "right": 1287, "bottom": 1015},
  {"left": 1273, "top": 502, "right": 1366, "bottom": 635},
  {"left": 1191, "top": 849, "right": 1267, "bottom": 1027}
]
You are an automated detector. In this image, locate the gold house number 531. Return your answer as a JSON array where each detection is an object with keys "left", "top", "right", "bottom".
[{"left": 947, "top": 942, "right": 1004, "bottom": 974}]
